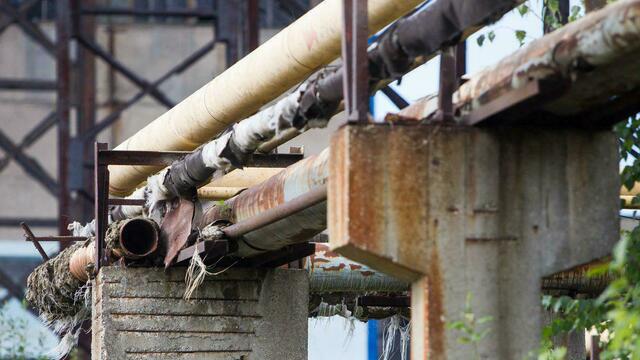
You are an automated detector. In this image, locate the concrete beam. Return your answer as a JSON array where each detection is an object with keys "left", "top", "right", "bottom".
[{"left": 329, "top": 124, "right": 619, "bottom": 359}]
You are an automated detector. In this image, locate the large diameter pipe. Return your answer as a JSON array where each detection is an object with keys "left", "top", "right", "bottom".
[
  {"left": 223, "top": 185, "right": 327, "bottom": 239},
  {"left": 108, "top": 0, "right": 424, "bottom": 196},
  {"left": 200, "top": 149, "right": 329, "bottom": 257},
  {"left": 68, "top": 218, "right": 159, "bottom": 281}
]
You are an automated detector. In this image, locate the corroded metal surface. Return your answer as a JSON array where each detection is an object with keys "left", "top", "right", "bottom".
[
  {"left": 542, "top": 261, "right": 612, "bottom": 295},
  {"left": 199, "top": 150, "right": 329, "bottom": 257},
  {"left": 399, "top": 0, "right": 640, "bottom": 124},
  {"left": 329, "top": 124, "right": 443, "bottom": 282},
  {"left": 307, "top": 244, "right": 408, "bottom": 293}
]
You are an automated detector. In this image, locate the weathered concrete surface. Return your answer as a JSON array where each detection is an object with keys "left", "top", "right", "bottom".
[
  {"left": 329, "top": 124, "right": 619, "bottom": 359},
  {"left": 92, "top": 266, "right": 308, "bottom": 360}
]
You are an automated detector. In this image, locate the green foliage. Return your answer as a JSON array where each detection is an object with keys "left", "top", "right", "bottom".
[
  {"left": 617, "top": 115, "right": 640, "bottom": 194},
  {"left": 537, "top": 346, "right": 567, "bottom": 360},
  {"left": 476, "top": 0, "right": 588, "bottom": 49},
  {"left": 447, "top": 293, "right": 493, "bottom": 359},
  {"left": 515, "top": 30, "right": 528, "bottom": 46},
  {"left": 536, "top": 64, "right": 638, "bottom": 359}
]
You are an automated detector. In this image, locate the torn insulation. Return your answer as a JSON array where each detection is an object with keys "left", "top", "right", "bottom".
[{"left": 26, "top": 241, "right": 92, "bottom": 359}]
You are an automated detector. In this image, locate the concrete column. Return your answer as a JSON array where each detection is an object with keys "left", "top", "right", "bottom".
[
  {"left": 92, "top": 266, "right": 308, "bottom": 360},
  {"left": 329, "top": 124, "right": 619, "bottom": 359}
]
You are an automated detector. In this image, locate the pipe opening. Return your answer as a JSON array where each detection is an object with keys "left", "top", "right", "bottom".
[{"left": 119, "top": 218, "right": 158, "bottom": 257}]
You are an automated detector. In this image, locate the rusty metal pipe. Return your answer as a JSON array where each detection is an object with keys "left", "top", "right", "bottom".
[
  {"left": 200, "top": 149, "right": 328, "bottom": 257},
  {"left": 69, "top": 245, "right": 95, "bottom": 281},
  {"left": 68, "top": 218, "right": 159, "bottom": 281},
  {"left": 114, "top": 217, "right": 159, "bottom": 259},
  {"left": 223, "top": 185, "right": 327, "bottom": 239}
]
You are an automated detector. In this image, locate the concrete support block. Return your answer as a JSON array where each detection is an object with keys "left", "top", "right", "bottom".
[
  {"left": 92, "top": 267, "right": 308, "bottom": 360},
  {"left": 329, "top": 124, "right": 619, "bottom": 359}
]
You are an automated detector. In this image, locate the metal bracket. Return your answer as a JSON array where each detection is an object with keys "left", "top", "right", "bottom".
[
  {"left": 342, "top": 0, "right": 369, "bottom": 124},
  {"left": 462, "top": 79, "right": 567, "bottom": 126},
  {"left": 21, "top": 222, "right": 88, "bottom": 262},
  {"left": 436, "top": 42, "right": 466, "bottom": 122},
  {"left": 20, "top": 222, "right": 49, "bottom": 262}
]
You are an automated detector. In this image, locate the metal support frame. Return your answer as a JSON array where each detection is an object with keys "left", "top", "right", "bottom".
[
  {"left": 436, "top": 41, "right": 466, "bottom": 122},
  {"left": 0, "top": 1, "right": 263, "bottom": 231},
  {"left": 0, "top": 0, "right": 55, "bottom": 55},
  {"left": 341, "top": 0, "right": 369, "bottom": 124},
  {"left": 20, "top": 222, "right": 50, "bottom": 261}
]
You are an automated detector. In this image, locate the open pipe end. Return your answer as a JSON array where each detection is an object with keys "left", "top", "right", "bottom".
[{"left": 118, "top": 218, "right": 159, "bottom": 259}]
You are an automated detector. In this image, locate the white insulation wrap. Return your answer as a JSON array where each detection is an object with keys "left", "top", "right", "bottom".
[
  {"left": 232, "top": 87, "right": 304, "bottom": 152},
  {"left": 108, "top": 0, "right": 424, "bottom": 196}
]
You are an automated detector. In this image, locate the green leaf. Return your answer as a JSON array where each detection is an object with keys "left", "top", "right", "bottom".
[
  {"left": 515, "top": 30, "right": 527, "bottom": 46},
  {"left": 477, "top": 34, "right": 486, "bottom": 47},
  {"left": 488, "top": 30, "right": 496, "bottom": 43},
  {"left": 518, "top": 4, "right": 529, "bottom": 17}
]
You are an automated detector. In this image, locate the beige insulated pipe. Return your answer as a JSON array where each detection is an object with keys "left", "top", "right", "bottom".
[{"left": 109, "top": 0, "right": 424, "bottom": 196}]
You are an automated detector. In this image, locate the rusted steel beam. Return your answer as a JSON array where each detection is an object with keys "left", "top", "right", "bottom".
[
  {"left": 0, "top": 0, "right": 40, "bottom": 34},
  {"left": 0, "top": 111, "right": 56, "bottom": 173},
  {"left": 0, "top": 129, "right": 58, "bottom": 196},
  {"left": 56, "top": 0, "right": 72, "bottom": 237},
  {"left": 76, "top": 34, "right": 175, "bottom": 108},
  {"left": 399, "top": 0, "right": 640, "bottom": 127},
  {"left": 223, "top": 185, "right": 327, "bottom": 239},
  {"left": 80, "top": 6, "right": 216, "bottom": 18},
  {"left": 0, "top": 0, "right": 55, "bottom": 56},
  {"left": 21, "top": 222, "right": 50, "bottom": 261},
  {"left": 240, "top": 243, "right": 316, "bottom": 268},
  {"left": 341, "top": 0, "right": 369, "bottom": 124},
  {"left": 246, "top": 0, "right": 259, "bottom": 52},
  {"left": 542, "top": 262, "right": 612, "bottom": 296},
  {"left": 0, "top": 78, "right": 56, "bottom": 90},
  {"left": 83, "top": 40, "right": 216, "bottom": 139}
]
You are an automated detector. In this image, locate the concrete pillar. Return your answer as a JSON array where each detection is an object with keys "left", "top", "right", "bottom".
[
  {"left": 329, "top": 124, "right": 619, "bottom": 359},
  {"left": 92, "top": 266, "right": 308, "bottom": 360}
]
